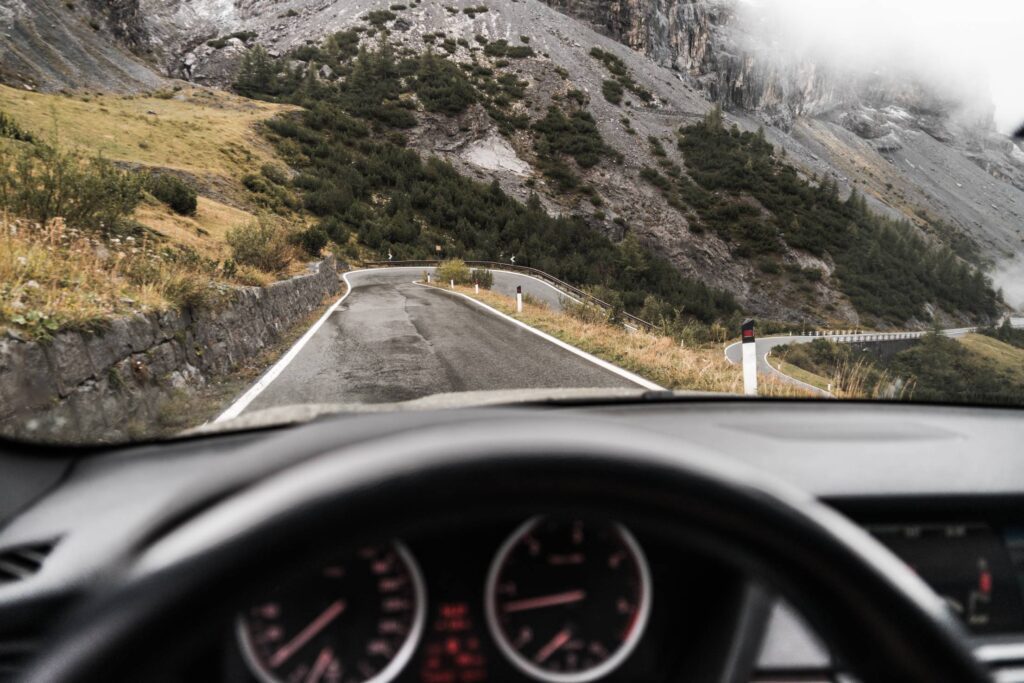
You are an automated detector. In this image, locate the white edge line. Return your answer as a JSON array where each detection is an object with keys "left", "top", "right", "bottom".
[
  {"left": 214, "top": 271, "right": 356, "bottom": 422},
  {"left": 763, "top": 351, "right": 832, "bottom": 398},
  {"left": 490, "top": 269, "right": 584, "bottom": 306},
  {"left": 723, "top": 339, "right": 831, "bottom": 396},
  {"left": 415, "top": 282, "right": 664, "bottom": 391}
]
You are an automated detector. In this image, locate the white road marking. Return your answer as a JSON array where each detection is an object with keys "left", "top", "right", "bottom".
[
  {"left": 217, "top": 267, "right": 662, "bottom": 421},
  {"left": 763, "top": 351, "right": 832, "bottom": 397},
  {"left": 416, "top": 282, "right": 664, "bottom": 391},
  {"left": 214, "top": 272, "right": 356, "bottom": 422}
]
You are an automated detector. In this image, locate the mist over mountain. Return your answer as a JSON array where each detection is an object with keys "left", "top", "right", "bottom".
[{"left": 1, "top": 0, "right": 1021, "bottom": 321}]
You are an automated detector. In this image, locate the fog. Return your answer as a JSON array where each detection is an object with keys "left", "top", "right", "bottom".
[
  {"left": 738, "top": 0, "right": 1024, "bottom": 134},
  {"left": 992, "top": 257, "right": 1024, "bottom": 312}
]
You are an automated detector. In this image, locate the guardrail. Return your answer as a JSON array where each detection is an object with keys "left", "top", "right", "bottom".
[{"left": 363, "top": 260, "right": 654, "bottom": 331}]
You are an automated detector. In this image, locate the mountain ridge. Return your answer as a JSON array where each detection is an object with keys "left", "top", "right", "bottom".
[{"left": 1, "top": 0, "right": 1019, "bottom": 324}]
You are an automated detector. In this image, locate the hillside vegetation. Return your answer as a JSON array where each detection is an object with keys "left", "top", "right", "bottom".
[
  {"left": 643, "top": 109, "right": 1001, "bottom": 325},
  {"left": 0, "top": 88, "right": 317, "bottom": 337},
  {"left": 235, "top": 40, "right": 739, "bottom": 323}
]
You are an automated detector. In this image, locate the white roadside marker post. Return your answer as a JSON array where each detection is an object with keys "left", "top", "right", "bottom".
[
  {"left": 516, "top": 285, "right": 523, "bottom": 313},
  {"left": 741, "top": 318, "right": 758, "bottom": 397},
  {"left": 475, "top": 282, "right": 480, "bottom": 294},
  {"left": 450, "top": 279, "right": 455, "bottom": 289}
]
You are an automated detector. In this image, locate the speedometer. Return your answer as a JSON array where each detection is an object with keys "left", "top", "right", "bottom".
[
  {"left": 485, "top": 517, "right": 652, "bottom": 683},
  {"left": 237, "top": 542, "right": 425, "bottom": 683}
]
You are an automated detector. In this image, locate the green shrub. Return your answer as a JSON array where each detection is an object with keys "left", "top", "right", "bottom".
[
  {"left": 647, "top": 135, "right": 666, "bottom": 157},
  {"left": 414, "top": 54, "right": 477, "bottom": 114},
  {"left": 0, "top": 111, "right": 34, "bottom": 142},
  {"left": 0, "top": 142, "right": 142, "bottom": 232},
  {"left": 437, "top": 258, "right": 472, "bottom": 284},
  {"left": 533, "top": 106, "right": 609, "bottom": 171},
  {"left": 471, "top": 267, "right": 494, "bottom": 288},
  {"left": 319, "top": 216, "right": 352, "bottom": 244},
  {"left": 601, "top": 79, "right": 623, "bottom": 105},
  {"left": 261, "top": 163, "right": 290, "bottom": 185},
  {"left": 226, "top": 217, "right": 294, "bottom": 273},
  {"left": 289, "top": 225, "right": 329, "bottom": 257},
  {"left": 145, "top": 173, "right": 197, "bottom": 216},
  {"left": 363, "top": 10, "right": 397, "bottom": 26}
]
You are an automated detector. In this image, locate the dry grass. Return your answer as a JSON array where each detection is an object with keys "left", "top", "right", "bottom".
[
  {"left": 438, "top": 284, "right": 815, "bottom": 397},
  {"left": 1, "top": 216, "right": 187, "bottom": 334},
  {"left": 772, "top": 346, "right": 913, "bottom": 400},
  {"left": 0, "top": 85, "right": 293, "bottom": 179},
  {"left": 134, "top": 195, "right": 255, "bottom": 262}
]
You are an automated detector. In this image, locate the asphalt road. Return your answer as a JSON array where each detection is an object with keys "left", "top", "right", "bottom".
[
  {"left": 724, "top": 319, "right": 1024, "bottom": 394},
  {"left": 241, "top": 268, "right": 637, "bottom": 412}
]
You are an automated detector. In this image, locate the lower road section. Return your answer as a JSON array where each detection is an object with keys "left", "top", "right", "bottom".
[
  {"left": 724, "top": 319, "right": 1024, "bottom": 394},
  {"left": 240, "top": 268, "right": 638, "bottom": 413}
]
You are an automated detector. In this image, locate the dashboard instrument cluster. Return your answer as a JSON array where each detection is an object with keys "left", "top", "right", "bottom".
[
  {"left": 227, "top": 515, "right": 731, "bottom": 683},
  {"left": 226, "top": 517, "right": 1024, "bottom": 683}
]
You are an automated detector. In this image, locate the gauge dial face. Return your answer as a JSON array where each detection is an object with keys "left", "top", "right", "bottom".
[
  {"left": 238, "top": 542, "right": 425, "bottom": 683},
  {"left": 485, "top": 517, "right": 652, "bottom": 683}
]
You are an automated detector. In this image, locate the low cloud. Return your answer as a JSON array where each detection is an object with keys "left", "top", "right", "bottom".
[
  {"left": 991, "top": 257, "right": 1024, "bottom": 311},
  {"left": 737, "top": 0, "right": 1024, "bottom": 133}
]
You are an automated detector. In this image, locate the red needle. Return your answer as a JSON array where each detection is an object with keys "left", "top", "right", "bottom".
[
  {"left": 535, "top": 628, "right": 572, "bottom": 664},
  {"left": 503, "top": 589, "right": 586, "bottom": 613},
  {"left": 269, "top": 600, "right": 346, "bottom": 669},
  {"left": 304, "top": 647, "right": 335, "bottom": 683}
]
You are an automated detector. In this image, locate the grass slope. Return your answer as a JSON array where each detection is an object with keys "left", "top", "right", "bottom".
[
  {"left": 959, "top": 333, "right": 1024, "bottom": 385},
  {"left": 0, "top": 85, "right": 291, "bottom": 179}
]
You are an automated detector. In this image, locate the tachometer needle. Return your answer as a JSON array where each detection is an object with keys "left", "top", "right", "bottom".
[
  {"left": 304, "top": 647, "right": 336, "bottom": 683},
  {"left": 535, "top": 628, "right": 572, "bottom": 664},
  {"left": 269, "top": 600, "right": 346, "bottom": 669},
  {"left": 503, "top": 589, "right": 586, "bottom": 613}
]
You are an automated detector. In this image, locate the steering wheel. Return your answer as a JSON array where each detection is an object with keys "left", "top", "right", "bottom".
[{"left": 22, "top": 414, "right": 989, "bottom": 682}]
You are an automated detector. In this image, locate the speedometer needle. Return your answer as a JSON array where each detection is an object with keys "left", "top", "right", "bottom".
[
  {"left": 503, "top": 589, "right": 586, "bottom": 613},
  {"left": 269, "top": 600, "right": 346, "bottom": 669},
  {"left": 535, "top": 628, "right": 572, "bottom": 664}
]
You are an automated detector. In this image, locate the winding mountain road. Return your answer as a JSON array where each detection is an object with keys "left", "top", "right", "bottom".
[
  {"left": 218, "top": 268, "right": 647, "bottom": 419},
  {"left": 724, "top": 318, "right": 1024, "bottom": 395}
]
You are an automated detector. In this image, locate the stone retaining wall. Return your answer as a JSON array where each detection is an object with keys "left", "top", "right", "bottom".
[{"left": 0, "top": 257, "right": 339, "bottom": 442}]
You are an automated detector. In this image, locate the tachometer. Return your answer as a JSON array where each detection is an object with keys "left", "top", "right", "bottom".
[
  {"left": 485, "top": 517, "right": 652, "bottom": 683},
  {"left": 237, "top": 542, "right": 425, "bottom": 683}
]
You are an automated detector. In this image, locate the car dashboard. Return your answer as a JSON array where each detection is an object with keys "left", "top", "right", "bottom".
[{"left": 0, "top": 400, "right": 1022, "bottom": 683}]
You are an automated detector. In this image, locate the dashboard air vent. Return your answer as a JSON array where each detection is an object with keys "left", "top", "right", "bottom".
[{"left": 0, "top": 542, "right": 55, "bottom": 584}]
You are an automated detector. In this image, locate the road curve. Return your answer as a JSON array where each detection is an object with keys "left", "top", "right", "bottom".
[
  {"left": 724, "top": 319, "right": 1024, "bottom": 393},
  {"left": 237, "top": 268, "right": 639, "bottom": 414}
]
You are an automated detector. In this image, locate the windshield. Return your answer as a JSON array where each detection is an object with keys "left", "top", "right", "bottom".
[{"left": 1, "top": 0, "right": 1022, "bottom": 444}]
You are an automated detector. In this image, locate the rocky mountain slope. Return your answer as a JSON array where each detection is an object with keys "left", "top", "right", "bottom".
[
  {"left": 540, "top": 0, "right": 1024, "bottom": 265},
  {"left": 1, "top": 0, "right": 1020, "bottom": 323}
]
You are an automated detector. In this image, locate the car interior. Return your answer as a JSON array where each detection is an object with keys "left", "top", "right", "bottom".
[{"left": 2, "top": 397, "right": 1022, "bottom": 683}]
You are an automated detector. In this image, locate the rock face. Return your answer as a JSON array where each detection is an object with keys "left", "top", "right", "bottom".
[
  {"left": 2, "top": 0, "right": 1022, "bottom": 319},
  {"left": 0, "top": 0, "right": 166, "bottom": 92},
  {"left": 0, "top": 258, "right": 339, "bottom": 443}
]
